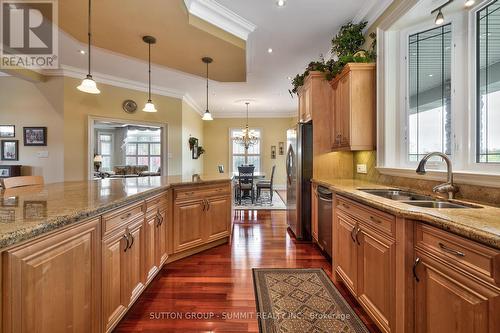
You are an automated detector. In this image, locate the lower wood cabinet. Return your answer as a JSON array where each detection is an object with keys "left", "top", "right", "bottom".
[
  {"left": 334, "top": 210, "right": 358, "bottom": 295},
  {"left": 173, "top": 185, "right": 231, "bottom": 254},
  {"left": 2, "top": 218, "right": 101, "bottom": 333},
  {"left": 311, "top": 183, "right": 318, "bottom": 242},
  {"left": 102, "top": 218, "right": 145, "bottom": 333}
]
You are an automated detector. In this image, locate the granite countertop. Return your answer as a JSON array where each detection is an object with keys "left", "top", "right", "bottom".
[
  {"left": 0, "top": 174, "right": 232, "bottom": 250},
  {"left": 312, "top": 178, "right": 500, "bottom": 250}
]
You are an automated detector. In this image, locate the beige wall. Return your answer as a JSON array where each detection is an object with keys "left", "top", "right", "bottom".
[
  {"left": 203, "top": 117, "right": 294, "bottom": 187},
  {"left": 63, "top": 77, "right": 183, "bottom": 181},
  {"left": 181, "top": 101, "right": 204, "bottom": 177},
  {"left": 0, "top": 76, "right": 65, "bottom": 183}
]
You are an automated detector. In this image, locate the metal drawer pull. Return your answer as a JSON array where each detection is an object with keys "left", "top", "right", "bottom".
[
  {"left": 350, "top": 227, "right": 356, "bottom": 243},
  {"left": 206, "top": 200, "right": 210, "bottom": 211},
  {"left": 341, "top": 203, "right": 350, "bottom": 209},
  {"left": 370, "top": 216, "right": 382, "bottom": 224},
  {"left": 413, "top": 257, "right": 421, "bottom": 282},
  {"left": 355, "top": 227, "right": 361, "bottom": 245},
  {"left": 122, "top": 234, "right": 130, "bottom": 252},
  {"left": 438, "top": 242, "right": 465, "bottom": 257},
  {"left": 128, "top": 232, "right": 134, "bottom": 249},
  {"left": 121, "top": 212, "right": 132, "bottom": 220}
]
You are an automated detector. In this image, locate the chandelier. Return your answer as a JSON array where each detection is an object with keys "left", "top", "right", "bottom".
[{"left": 233, "top": 102, "right": 259, "bottom": 150}]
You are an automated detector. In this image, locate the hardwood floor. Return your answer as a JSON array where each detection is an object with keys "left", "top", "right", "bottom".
[{"left": 114, "top": 210, "right": 380, "bottom": 332}]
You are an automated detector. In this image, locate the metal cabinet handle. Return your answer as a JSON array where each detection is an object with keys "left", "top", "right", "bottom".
[
  {"left": 206, "top": 200, "right": 210, "bottom": 211},
  {"left": 121, "top": 212, "right": 132, "bottom": 220},
  {"left": 202, "top": 200, "right": 207, "bottom": 211},
  {"left": 355, "top": 227, "right": 361, "bottom": 245},
  {"left": 438, "top": 242, "right": 465, "bottom": 257},
  {"left": 128, "top": 232, "right": 134, "bottom": 249},
  {"left": 122, "top": 234, "right": 130, "bottom": 252},
  {"left": 370, "top": 216, "right": 382, "bottom": 224},
  {"left": 413, "top": 257, "right": 421, "bottom": 282},
  {"left": 341, "top": 203, "right": 350, "bottom": 209},
  {"left": 350, "top": 226, "right": 356, "bottom": 243}
]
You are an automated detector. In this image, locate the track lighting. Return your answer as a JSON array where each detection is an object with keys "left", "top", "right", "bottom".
[{"left": 435, "top": 10, "right": 444, "bottom": 25}]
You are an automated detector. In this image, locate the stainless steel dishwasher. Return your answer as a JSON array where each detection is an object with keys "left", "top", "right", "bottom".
[{"left": 317, "top": 186, "right": 332, "bottom": 258}]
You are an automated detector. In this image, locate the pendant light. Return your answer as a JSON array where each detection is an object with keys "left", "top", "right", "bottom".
[
  {"left": 143, "top": 35, "right": 158, "bottom": 112},
  {"left": 202, "top": 57, "right": 214, "bottom": 121},
  {"left": 77, "top": 0, "right": 100, "bottom": 94}
]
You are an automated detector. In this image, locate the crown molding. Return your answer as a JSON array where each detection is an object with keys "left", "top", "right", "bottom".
[
  {"left": 184, "top": 0, "right": 256, "bottom": 40},
  {"left": 213, "top": 111, "right": 296, "bottom": 118},
  {"left": 182, "top": 94, "right": 204, "bottom": 115},
  {"left": 353, "top": 0, "right": 394, "bottom": 28},
  {"left": 42, "top": 65, "right": 186, "bottom": 99}
]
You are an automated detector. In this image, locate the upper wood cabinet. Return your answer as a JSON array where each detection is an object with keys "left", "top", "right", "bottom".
[
  {"left": 297, "top": 71, "right": 332, "bottom": 155},
  {"left": 330, "top": 63, "right": 376, "bottom": 151},
  {"left": 2, "top": 218, "right": 101, "bottom": 333}
]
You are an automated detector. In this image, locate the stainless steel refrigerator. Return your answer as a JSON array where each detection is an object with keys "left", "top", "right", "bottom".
[{"left": 286, "top": 122, "right": 313, "bottom": 240}]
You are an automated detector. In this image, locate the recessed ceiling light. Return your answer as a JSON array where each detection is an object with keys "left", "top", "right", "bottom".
[
  {"left": 268, "top": 48, "right": 273, "bottom": 53},
  {"left": 429, "top": 74, "right": 434, "bottom": 77},
  {"left": 464, "top": 0, "right": 475, "bottom": 7},
  {"left": 276, "top": 0, "right": 286, "bottom": 7},
  {"left": 79, "top": 50, "right": 86, "bottom": 55}
]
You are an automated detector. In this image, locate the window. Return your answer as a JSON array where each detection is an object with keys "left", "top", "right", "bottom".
[
  {"left": 477, "top": 1, "right": 500, "bottom": 163},
  {"left": 230, "top": 128, "right": 261, "bottom": 172},
  {"left": 125, "top": 129, "right": 161, "bottom": 172},
  {"left": 407, "top": 24, "right": 452, "bottom": 162},
  {"left": 98, "top": 133, "right": 113, "bottom": 172}
]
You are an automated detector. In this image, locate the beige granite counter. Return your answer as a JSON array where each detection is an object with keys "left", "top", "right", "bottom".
[
  {"left": 312, "top": 178, "right": 500, "bottom": 250},
  {"left": 0, "top": 174, "right": 231, "bottom": 250}
]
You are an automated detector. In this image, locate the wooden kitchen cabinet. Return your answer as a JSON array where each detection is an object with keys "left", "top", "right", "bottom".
[
  {"left": 297, "top": 71, "right": 332, "bottom": 155},
  {"left": 206, "top": 196, "right": 231, "bottom": 242},
  {"left": 173, "top": 199, "right": 205, "bottom": 253},
  {"left": 414, "top": 223, "right": 500, "bottom": 333},
  {"left": 334, "top": 195, "right": 396, "bottom": 333},
  {"left": 330, "top": 63, "right": 376, "bottom": 151},
  {"left": 156, "top": 208, "right": 168, "bottom": 267},
  {"left": 2, "top": 218, "right": 101, "bottom": 333},
  {"left": 102, "top": 218, "right": 144, "bottom": 333},
  {"left": 173, "top": 184, "right": 232, "bottom": 254}
]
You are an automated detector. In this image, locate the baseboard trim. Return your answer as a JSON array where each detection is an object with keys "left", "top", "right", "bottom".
[{"left": 166, "top": 237, "right": 229, "bottom": 264}]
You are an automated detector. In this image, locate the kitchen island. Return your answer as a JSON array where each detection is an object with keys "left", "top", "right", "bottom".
[{"left": 0, "top": 175, "right": 233, "bottom": 333}]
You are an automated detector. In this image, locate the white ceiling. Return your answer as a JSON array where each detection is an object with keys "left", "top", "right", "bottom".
[{"left": 55, "top": 0, "right": 385, "bottom": 118}]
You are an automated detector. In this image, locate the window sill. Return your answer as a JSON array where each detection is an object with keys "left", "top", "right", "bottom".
[{"left": 376, "top": 167, "right": 500, "bottom": 188}]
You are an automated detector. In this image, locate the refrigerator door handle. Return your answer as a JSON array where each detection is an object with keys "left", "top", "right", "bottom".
[{"left": 286, "top": 147, "right": 293, "bottom": 185}]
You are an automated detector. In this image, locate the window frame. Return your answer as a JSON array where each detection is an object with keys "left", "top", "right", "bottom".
[
  {"left": 124, "top": 129, "right": 162, "bottom": 172},
  {"left": 229, "top": 127, "right": 263, "bottom": 173},
  {"left": 97, "top": 131, "right": 114, "bottom": 172}
]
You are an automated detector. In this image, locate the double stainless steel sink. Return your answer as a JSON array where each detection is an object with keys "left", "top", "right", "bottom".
[{"left": 360, "top": 189, "right": 481, "bottom": 209}]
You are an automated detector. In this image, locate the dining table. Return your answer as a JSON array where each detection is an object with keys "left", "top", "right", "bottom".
[{"left": 231, "top": 172, "right": 266, "bottom": 199}]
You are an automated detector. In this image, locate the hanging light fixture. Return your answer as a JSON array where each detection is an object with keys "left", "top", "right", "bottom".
[
  {"left": 431, "top": 0, "right": 455, "bottom": 26},
  {"left": 233, "top": 102, "right": 259, "bottom": 150},
  {"left": 77, "top": 0, "right": 100, "bottom": 94},
  {"left": 435, "top": 9, "right": 444, "bottom": 25},
  {"left": 142, "top": 36, "right": 157, "bottom": 112},
  {"left": 202, "top": 57, "right": 214, "bottom": 121}
]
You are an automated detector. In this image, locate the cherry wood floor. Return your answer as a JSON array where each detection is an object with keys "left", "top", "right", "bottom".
[{"left": 114, "top": 210, "right": 380, "bottom": 333}]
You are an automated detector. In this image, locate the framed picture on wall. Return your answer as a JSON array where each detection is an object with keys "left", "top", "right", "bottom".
[
  {"left": 24, "top": 127, "right": 47, "bottom": 146},
  {"left": 0, "top": 125, "right": 15, "bottom": 138},
  {"left": 1, "top": 140, "right": 19, "bottom": 161},
  {"left": 279, "top": 142, "right": 284, "bottom": 155},
  {"left": 191, "top": 138, "right": 199, "bottom": 159}
]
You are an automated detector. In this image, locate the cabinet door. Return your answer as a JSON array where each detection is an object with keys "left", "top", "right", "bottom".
[
  {"left": 357, "top": 227, "right": 395, "bottom": 333},
  {"left": 173, "top": 200, "right": 205, "bottom": 253},
  {"left": 334, "top": 211, "right": 358, "bottom": 295},
  {"left": 338, "top": 73, "right": 351, "bottom": 147},
  {"left": 144, "top": 213, "right": 159, "bottom": 283},
  {"left": 3, "top": 219, "right": 101, "bottom": 333},
  {"left": 156, "top": 208, "right": 168, "bottom": 267},
  {"left": 414, "top": 253, "right": 500, "bottom": 333},
  {"left": 206, "top": 196, "right": 231, "bottom": 242},
  {"left": 123, "top": 222, "right": 145, "bottom": 307},
  {"left": 102, "top": 229, "right": 129, "bottom": 332}
]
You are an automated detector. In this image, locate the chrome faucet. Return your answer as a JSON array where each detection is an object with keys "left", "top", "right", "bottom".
[{"left": 416, "top": 152, "right": 459, "bottom": 199}]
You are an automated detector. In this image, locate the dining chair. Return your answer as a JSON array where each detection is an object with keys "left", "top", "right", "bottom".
[
  {"left": 2, "top": 176, "right": 44, "bottom": 189},
  {"left": 256, "top": 165, "right": 276, "bottom": 202},
  {"left": 235, "top": 166, "right": 255, "bottom": 204}
]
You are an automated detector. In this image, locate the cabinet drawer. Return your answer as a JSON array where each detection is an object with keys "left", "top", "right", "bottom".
[
  {"left": 174, "top": 184, "right": 230, "bottom": 202},
  {"left": 145, "top": 192, "right": 168, "bottom": 212},
  {"left": 416, "top": 223, "right": 500, "bottom": 284},
  {"left": 336, "top": 196, "right": 395, "bottom": 236},
  {"left": 102, "top": 202, "right": 145, "bottom": 237}
]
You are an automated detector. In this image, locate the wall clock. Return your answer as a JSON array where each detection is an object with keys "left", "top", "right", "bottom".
[{"left": 122, "top": 99, "right": 138, "bottom": 114}]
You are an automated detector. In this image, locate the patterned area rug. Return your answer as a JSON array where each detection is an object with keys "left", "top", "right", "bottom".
[
  {"left": 253, "top": 268, "right": 369, "bottom": 333},
  {"left": 234, "top": 190, "right": 286, "bottom": 210}
]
